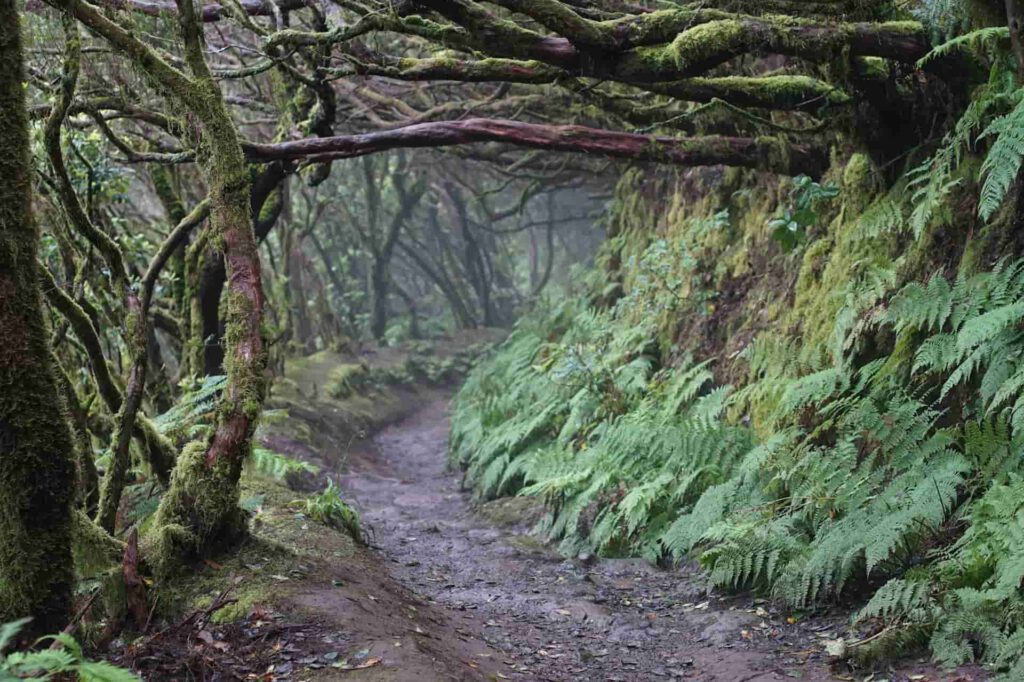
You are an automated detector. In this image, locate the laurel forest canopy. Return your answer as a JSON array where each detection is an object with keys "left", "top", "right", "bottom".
[{"left": 2, "top": 0, "right": 1024, "bottom": 676}]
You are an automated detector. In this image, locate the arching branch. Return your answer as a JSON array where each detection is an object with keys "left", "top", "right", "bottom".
[{"left": 242, "top": 118, "right": 827, "bottom": 176}]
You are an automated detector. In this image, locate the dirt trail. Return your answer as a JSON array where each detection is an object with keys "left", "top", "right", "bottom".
[{"left": 333, "top": 396, "right": 849, "bottom": 682}]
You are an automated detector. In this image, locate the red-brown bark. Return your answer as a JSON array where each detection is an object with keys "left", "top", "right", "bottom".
[{"left": 243, "top": 118, "right": 827, "bottom": 176}]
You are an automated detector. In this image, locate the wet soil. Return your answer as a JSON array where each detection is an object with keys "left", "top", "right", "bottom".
[
  {"left": 138, "top": 386, "right": 983, "bottom": 681},
  {"left": 325, "top": 396, "right": 957, "bottom": 682}
]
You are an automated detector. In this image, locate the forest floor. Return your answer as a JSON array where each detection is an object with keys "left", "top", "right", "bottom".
[{"left": 124, "top": 345, "right": 988, "bottom": 682}]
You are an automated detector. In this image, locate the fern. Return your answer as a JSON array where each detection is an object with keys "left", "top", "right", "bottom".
[
  {"left": 248, "top": 446, "right": 317, "bottom": 481},
  {"left": 153, "top": 374, "right": 227, "bottom": 443},
  {"left": 857, "top": 576, "right": 936, "bottom": 623},
  {"left": 295, "top": 479, "right": 362, "bottom": 543},
  {"left": 918, "top": 26, "right": 1010, "bottom": 66},
  {"left": 980, "top": 95, "right": 1024, "bottom": 220},
  {"left": 905, "top": 68, "right": 1018, "bottom": 235},
  {"left": 853, "top": 193, "right": 905, "bottom": 239},
  {"left": 0, "top": 620, "right": 140, "bottom": 681},
  {"left": 453, "top": 254, "right": 1024, "bottom": 674}
]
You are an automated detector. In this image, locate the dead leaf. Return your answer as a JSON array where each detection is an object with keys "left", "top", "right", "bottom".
[{"left": 332, "top": 657, "right": 382, "bottom": 671}]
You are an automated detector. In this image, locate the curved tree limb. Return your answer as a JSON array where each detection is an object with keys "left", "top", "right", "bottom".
[{"left": 242, "top": 118, "right": 827, "bottom": 176}]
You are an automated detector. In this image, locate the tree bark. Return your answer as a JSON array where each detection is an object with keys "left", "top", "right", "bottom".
[
  {"left": 367, "top": 256, "right": 387, "bottom": 341},
  {"left": 191, "top": 163, "right": 287, "bottom": 376},
  {"left": 243, "top": 118, "right": 827, "bottom": 177},
  {"left": 0, "top": 0, "right": 77, "bottom": 635},
  {"left": 145, "top": 0, "right": 268, "bottom": 577}
]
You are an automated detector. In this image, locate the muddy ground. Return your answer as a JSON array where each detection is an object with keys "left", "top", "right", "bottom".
[
  {"left": 121, "top": 371, "right": 986, "bottom": 682},
  {"left": 287, "top": 395, "right": 980, "bottom": 682}
]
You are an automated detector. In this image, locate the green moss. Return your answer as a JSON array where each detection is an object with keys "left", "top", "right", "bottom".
[
  {"left": 324, "top": 363, "right": 371, "bottom": 399},
  {"left": 0, "top": 0, "right": 77, "bottom": 635},
  {"left": 841, "top": 152, "right": 877, "bottom": 210},
  {"left": 72, "top": 510, "right": 124, "bottom": 578},
  {"left": 788, "top": 218, "right": 895, "bottom": 358},
  {"left": 150, "top": 468, "right": 360, "bottom": 623},
  {"left": 630, "top": 20, "right": 746, "bottom": 77},
  {"left": 145, "top": 441, "right": 246, "bottom": 579}
]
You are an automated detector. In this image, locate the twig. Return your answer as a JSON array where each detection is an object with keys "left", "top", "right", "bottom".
[{"left": 48, "top": 588, "right": 102, "bottom": 649}]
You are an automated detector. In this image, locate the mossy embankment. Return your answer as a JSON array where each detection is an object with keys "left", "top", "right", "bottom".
[{"left": 450, "top": 136, "right": 1024, "bottom": 676}]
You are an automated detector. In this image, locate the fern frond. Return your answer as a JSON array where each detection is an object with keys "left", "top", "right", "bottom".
[{"left": 980, "top": 95, "right": 1024, "bottom": 221}]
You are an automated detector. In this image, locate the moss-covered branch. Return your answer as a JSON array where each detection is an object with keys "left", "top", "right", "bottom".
[
  {"left": 607, "top": 19, "right": 927, "bottom": 82},
  {"left": 344, "top": 54, "right": 849, "bottom": 113},
  {"left": 412, "top": 0, "right": 929, "bottom": 72},
  {"left": 644, "top": 75, "right": 850, "bottom": 113},
  {"left": 141, "top": 200, "right": 211, "bottom": 312},
  {"left": 39, "top": 267, "right": 122, "bottom": 415},
  {"left": 243, "top": 117, "right": 828, "bottom": 176}
]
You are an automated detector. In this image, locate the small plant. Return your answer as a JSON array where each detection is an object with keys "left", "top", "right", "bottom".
[
  {"left": 295, "top": 479, "right": 362, "bottom": 543},
  {"left": 768, "top": 175, "right": 839, "bottom": 252},
  {"left": 0, "top": 618, "right": 140, "bottom": 681},
  {"left": 249, "top": 446, "right": 318, "bottom": 482}
]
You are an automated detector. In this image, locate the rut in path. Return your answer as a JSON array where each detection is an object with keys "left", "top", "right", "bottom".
[{"left": 335, "top": 395, "right": 844, "bottom": 682}]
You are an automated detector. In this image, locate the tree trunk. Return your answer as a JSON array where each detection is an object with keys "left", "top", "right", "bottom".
[
  {"left": 394, "top": 284, "right": 422, "bottom": 339},
  {"left": 198, "top": 251, "right": 227, "bottom": 376},
  {"left": 286, "top": 232, "right": 316, "bottom": 354},
  {"left": 0, "top": 0, "right": 77, "bottom": 635},
  {"left": 369, "top": 256, "right": 390, "bottom": 341},
  {"left": 189, "top": 164, "right": 286, "bottom": 376},
  {"left": 145, "top": 0, "right": 267, "bottom": 577}
]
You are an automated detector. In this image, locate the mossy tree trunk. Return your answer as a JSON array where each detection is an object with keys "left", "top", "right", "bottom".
[
  {"left": 146, "top": 0, "right": 268, "bottom": 576},
  {"left": 0, "top": 0, "right": 77, "bottom": 636},
  {"left": 43, "top": 0, "right": 268, "bottom": 576},
  {"left": 187, "top": 163, "right": 287, "bottom": 377}
]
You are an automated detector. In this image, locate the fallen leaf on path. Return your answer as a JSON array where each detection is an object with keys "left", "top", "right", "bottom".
[{"left": 331, "top": 657, "right": 382, "bottom": 671}]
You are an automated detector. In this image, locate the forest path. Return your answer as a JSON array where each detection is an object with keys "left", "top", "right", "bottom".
[{"left": 334, "top": 394, "right": 843, "bottom": 682}]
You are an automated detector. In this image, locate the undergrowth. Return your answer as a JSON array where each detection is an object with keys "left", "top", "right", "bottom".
[
  {"left": 451, "top": 28, "right": 1024, "bottom": 672},
  {"left": 293, "top": 479, "right": 363, "bottom": 544},
  {"left": 453, "top": 257, "right": 1024, "bottom": 673},
  {"left": 0, "top": 618, "right": 139, "bottom": 681}
]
